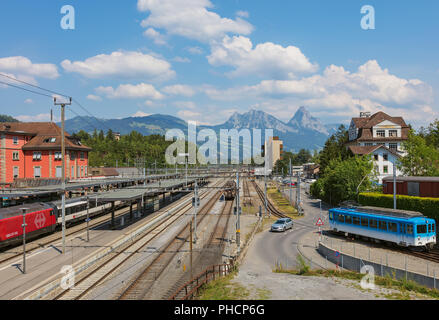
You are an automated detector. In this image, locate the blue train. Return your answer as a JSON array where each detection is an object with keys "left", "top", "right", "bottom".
[{"left": 328, "top": 206, "right": 436, "bottom": 250}]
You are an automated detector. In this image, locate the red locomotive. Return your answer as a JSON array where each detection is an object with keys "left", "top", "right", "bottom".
[{"left": 0, "top": 203, "right": 57, "bottom": 248}]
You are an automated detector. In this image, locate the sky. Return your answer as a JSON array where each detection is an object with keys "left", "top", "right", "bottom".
[{"left": 0, "top": 0, "right": 438, "bottom": 128}]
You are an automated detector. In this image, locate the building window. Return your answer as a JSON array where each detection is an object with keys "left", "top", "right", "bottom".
[
  {"left": 71, "top": 166, "right": 74, "bottom": 178},
  {"left": 13, "top": 136, "right": 18, "bottom": 145},
  {"left": 376, "top": 130, "right": 385, "bottom": 137},
  {"left": 389, "top": 130, "right": 398, "bottom": 137},
  {"left": 70, "top": 152, "right": 76, "bottom": 161},
  {"left": 374, "top": 154, "right": 379, "bottom": 161},
  {"left": 389, "top": 143, "right": 398, "bottom": 151},
  {"left": 364, "top": 143, "right": 373, "bottom": 146},
  {"left": 80, "top": 152, "right": 85, "bottom": 160},
  {"left": 13, "top": 166, "right": 19, "bottom": 178},
  {"left": 383, "top": 166, "right": 389, "bottom": 174},
  {"left": 80, "top": 166, "right": 83, "bottom": 177},
  {"left": 12, "top": 151, "right": 19, "bottom": 161},
  {"left": 383, "top": 154, "right": 388, "bottom": 161},
  {"left": 34, "top": 166, "right": 41, "bottom": 178},
  {"left": 43, "top": 137, "right": 56, "bottom": 143},
  {"left": 56, "top": 166, "right": 62, "bottom": 178},
  {"left": 33, "top": 152, "right": 42, "bottom": 161},
  {"left": 84, "top": 166, "right": 87, "bottom": 177},
  {"left": 54, "top": 152, "right": 62, "bottom": 160}
]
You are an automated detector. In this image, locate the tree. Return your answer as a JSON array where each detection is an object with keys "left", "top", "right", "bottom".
[
  {"left": 398, "top": 130, "right": 439, "bottom": 176},
  {"left": 0, "top": 114, "right": 19, "bottom": 122},
  {"left": 317, "top": 125, "right": 350, "bottom": 176},
  {"left": 311, "top": 156, "right": 375, "bottom": 206}
]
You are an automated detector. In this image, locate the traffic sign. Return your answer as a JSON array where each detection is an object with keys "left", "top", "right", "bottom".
[{"left": 315, "top": 218, "right": 324, "bottom": 226}]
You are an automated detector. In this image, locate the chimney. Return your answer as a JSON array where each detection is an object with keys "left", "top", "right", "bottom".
[{"left": 360, "top": 112, "right": 371, "bottom": 118}]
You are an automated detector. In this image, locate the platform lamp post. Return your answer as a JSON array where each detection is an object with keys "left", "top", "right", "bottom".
[
  {"left": 54, "top": 96, "right": 72, "bottom": 255},
  {"left": 86, "top": 196, "right": 90, "bottom": 242},
  {"left": 21, "top": 208, "right": 28, "bottom": 274},
  {"left": 178, "top": 153, "right": 189, "bottom": 189},
  {"left": 393, "top": 159, "right": 397, "bottom": 210}
]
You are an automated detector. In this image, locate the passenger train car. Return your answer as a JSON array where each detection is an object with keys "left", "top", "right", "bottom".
[
  {"left": 329, "top": 206, "right": 436, "bottom": 250},
  {"left": 0, "top": 198, "right": 123, "bottom": 249}
]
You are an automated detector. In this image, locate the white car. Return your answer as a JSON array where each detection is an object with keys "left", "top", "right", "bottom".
[{"left": 270, "top": 218, "right": 293, "bottom": 232}]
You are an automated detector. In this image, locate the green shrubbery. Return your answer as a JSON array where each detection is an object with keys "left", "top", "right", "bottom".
[{"left": 359, "top": 192, "right": 439, "bottom": 221}]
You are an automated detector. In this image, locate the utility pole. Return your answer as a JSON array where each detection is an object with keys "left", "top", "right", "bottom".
[
  {"left": 393, "top": 160, "right": 397, "bottom": 209},
  {"left": 264, "top": 170, "right": 268, "bottom": 217},
  {"left": 194, "top": 180, "right": 198, "bottom": 244},
  {"left": 86, "top": 196, "right": 90, "bottom": 242},
  {"left": 296, "top": 171, "right": 301, "bottom": 214},
  {"left": 21, "top": 208, "right": 28, "bottom": 274},
  {"left": 289, "top": 158, "right": 292, "bottom": 206},
  {"left": 54, "top": 96, "right": 72, "bottom": 254},
  {"left": 236, "top": 171, "right": 241, "bottom": 252}
]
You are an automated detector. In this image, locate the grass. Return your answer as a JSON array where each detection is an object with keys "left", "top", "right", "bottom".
[
  {"left": 196, "top": 269, "right": 250, "bottom": 300},
  {"left": 273, "top": 255, "right": 439, "bottom": 300},
  {"left": 267, "top": 187, "right": 299, "bottom": 217}
]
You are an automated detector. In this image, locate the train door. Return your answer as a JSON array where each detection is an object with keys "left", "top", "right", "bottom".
[{"left": 400, "top": 223, "right": 407, "bottom": 246}]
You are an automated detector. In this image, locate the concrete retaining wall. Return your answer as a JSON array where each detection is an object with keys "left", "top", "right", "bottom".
[{"left": 318, "top": 242, "right": 439, "bottom": 290}]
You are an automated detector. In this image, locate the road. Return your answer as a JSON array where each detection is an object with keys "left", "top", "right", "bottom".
[{"left": 231, "top": 180, "right": 385, "bottom": 299}]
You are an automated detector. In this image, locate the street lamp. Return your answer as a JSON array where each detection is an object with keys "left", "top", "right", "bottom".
[{"left": 21, "top": 208, "right": 29, "bottom": 274}]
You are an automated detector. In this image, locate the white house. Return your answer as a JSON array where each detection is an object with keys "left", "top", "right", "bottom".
[{"left": 346, "top": 111, "right": 409, "bottom": 183}]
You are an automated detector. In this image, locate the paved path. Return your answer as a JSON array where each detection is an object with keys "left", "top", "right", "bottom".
[{"left": 231, "top": 180, "right": 386, "bottom": 299}]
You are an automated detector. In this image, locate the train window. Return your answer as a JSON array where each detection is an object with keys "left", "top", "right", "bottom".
[
  {"left": 329, "top": 212, "right": 333, "bottom": 221},
  {"left": 338, "top": 215, "right": 345, "bottom": 223},
  {"left": 388, "top": 223, "right": 397, "bottom": 233},
  {"left": 417, "top": 225, "right": 427, "bottom": 234},
  {"left": 433, "top": 224, "right": 436, "bottom": 233},
  {"left": 361, "top": 218, "right": 368, "bottom": 227},
  {"left": 407, "top": 225, "right": 414, "bottom": 235},
  {"left": 369, "top": 219, "right": 377, "bottom": 229},
  {"left": 345, "top": 215, "right": 352, "bottom": 224},
  {"left": 353, "top": 217, "right": 360, "bottom": 225},
  {"left": 400, "top": 224, "right": 405, "bottom": 234},
  {"left": 379, "top": 221, "right": 387, "bottom": 231},
  {"left": 429, "top": 224, "right": 432, "bottom": 233}
]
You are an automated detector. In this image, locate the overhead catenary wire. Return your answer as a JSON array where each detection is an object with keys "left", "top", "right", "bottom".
[{"left": 0, "top": 72, "right": 112, "bottom": 133}]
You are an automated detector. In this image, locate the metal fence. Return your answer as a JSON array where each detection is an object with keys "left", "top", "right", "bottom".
[{"left": 318, "top": 236, "right": 439, "bottom": 290}]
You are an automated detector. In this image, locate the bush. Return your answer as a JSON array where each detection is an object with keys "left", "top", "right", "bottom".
[{"left": 359, "top": 192, "right": 439, "bottom": 221}]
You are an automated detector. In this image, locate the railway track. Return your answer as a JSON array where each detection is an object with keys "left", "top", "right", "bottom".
[
  {"left": 117, "top": 182, "right": 230, "bottom": 300},
  {"left": 50, "top": 180, "right": 224, "bottom": 300},
  {"left": 252, "top": 181, "right": 288, "bottom": 219},
  {"left": 165, "top": 199, "right": 234, "bottom": 300}
]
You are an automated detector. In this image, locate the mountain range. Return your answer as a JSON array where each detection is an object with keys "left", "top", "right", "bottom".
[{"left": 62, "top": 107, "right": 340, "bottom": 152}]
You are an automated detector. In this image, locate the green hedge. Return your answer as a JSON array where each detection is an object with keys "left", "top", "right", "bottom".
[{"left": 359, "top": 192, "right": 439, "bottom": 221}]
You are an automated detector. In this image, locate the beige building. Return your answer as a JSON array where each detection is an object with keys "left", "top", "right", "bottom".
[{"left": 264, "top": 136, "right": 283, "bottom": 173}]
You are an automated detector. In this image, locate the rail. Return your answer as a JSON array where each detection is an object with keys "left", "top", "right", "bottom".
[{"left": 169, "top": 263, "right": 235, "bottom": 300}]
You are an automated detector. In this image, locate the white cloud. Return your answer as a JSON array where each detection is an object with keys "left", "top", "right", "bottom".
[
  {"left": 143, "top": 28, "right": 167, "bottom": 45},
  {"left": 86, "top": 94, "right": 102, "bottom": 101},
  {"left": 132, "top": 111, "right": 151, "bottom": 117},
  {"left": 162, "top": 84, "right": 196, "bottom": 97},
  {"left": 16, "top": 113, "right": 60, "bottom": 122},
  {"left": 205, "top": 60, "right": 433, "bottom": 108},
  {"left": 0, "top": 56, "right": 59, "bottom": 80},
  {"left": 173, "top": 101, "right": 196, "bottom": 109},
  {"left": 137, "top": 0, "right": 253, "bottom": 42},
  {"left": 236, "top": 10, "right": 249, "bottom": 18},
  {"left": 208, "top": 36, "right": 318, "bottom": 78},
  {"left": 187, "top": 46, "right": 204, "bottom": 55},
  {"left": 172, "top": 56, "right": 191, "bottom": 63},
  {"left": 24, "top": 98, "right": 33, "bottom": 104},
  {"left": 61, "top": 51, "right": 175, "bottom": 80},
  {"left": 95, "top": 83, "right": 164, "bottom": 100}
]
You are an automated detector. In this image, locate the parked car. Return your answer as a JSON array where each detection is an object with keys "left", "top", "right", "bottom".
[{"left": 270, "top": 218, "right": 293, "bottom": 232}]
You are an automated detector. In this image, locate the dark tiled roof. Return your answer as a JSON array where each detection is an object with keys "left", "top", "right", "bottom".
[
  {"left": 351, "top": 112, "right": 409, "bottom": 142},
  {"left": 348, "top": 145, "right": 401, "bottom": 158}
]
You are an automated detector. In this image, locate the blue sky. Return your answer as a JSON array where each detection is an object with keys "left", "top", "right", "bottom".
[{"left": 0, "top": 0, "right": 438, "bottom": 128}]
